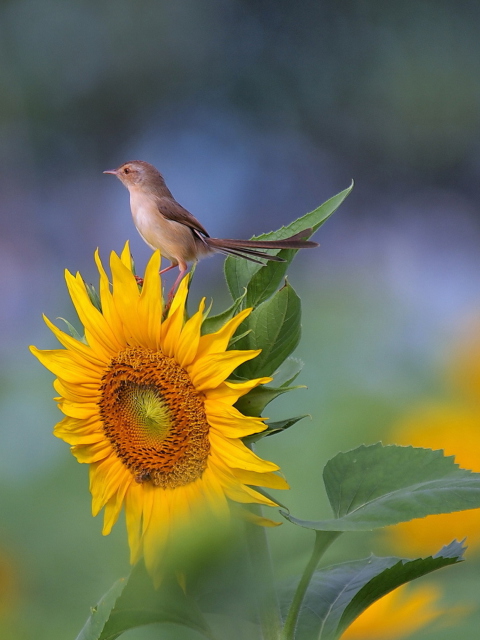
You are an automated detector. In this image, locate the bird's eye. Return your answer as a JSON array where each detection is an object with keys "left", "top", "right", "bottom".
[{"left": 124, "top": 167, "right": 130, "bottom": 174}]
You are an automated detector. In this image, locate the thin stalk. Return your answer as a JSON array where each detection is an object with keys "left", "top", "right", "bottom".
[
  {"left": 282, "top": 530, "right": 341, "bottom": 640},
  {"left": 245, "top": 504, "right": 283, "bottom": 640}
]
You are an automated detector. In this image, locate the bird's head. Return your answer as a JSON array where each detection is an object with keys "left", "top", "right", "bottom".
[{"left": 104, "top": 160, "right": 166, "bottom": 191}]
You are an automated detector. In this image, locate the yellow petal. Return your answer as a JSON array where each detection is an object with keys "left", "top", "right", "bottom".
[
  {"left": 205, "top": 377, "right": 272, "bottom": 406},
  {"left": 236, "top": 506, "right": 282, "bottom": 527},
  {"left": 206, "top": 405, "right": 267, "bottom": 438},
  {"left": 209, "top": 431, "right": 280, "bottom": 473},
  {"left": 189, "top": 350, "right": 262, "bottom": 391},
  {"left": 30, "top": 346, "right": 102, "bottom": 384},
  {"left": 110, "top": 252, "right": 142, "bottom": 343},
  {"left": 120, "top": 241, "right": 133, "bottom": 268},
  {"left": 57, "top": 398, "right": 98, "bottom": 420},
  {"left": 125, "top": 482, "right": 144, "bottom": 564},
  {"left": 138, "top": 251, "right": 163, "bottom": 350},
  {"left": 43, "top": 316, "right": 106, "bottom": 367},
  {"left": 71, "top": 440, "right": 112, "bottom": 464},
  {"left": 197, "top": 308, "right": 252, "bottom": 357},
  {"left": 160, "top": 277, "right": 189, "bottom": 357},
  {"left": 65, "top": 270, "right": 123, "bottom": 357},
  {"left": 232, "top": 468, "right": 289, "bottom": 490},
  {"left": 176, "top": 299, "right": 206, "bottom": 368},
  {"left": 94, "top": 249, "right": 125, "bottom": 337}
]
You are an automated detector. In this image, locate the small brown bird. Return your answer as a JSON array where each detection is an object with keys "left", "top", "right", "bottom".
[{"left": 104, "top": 160, "right": 318, "bottom": 295}]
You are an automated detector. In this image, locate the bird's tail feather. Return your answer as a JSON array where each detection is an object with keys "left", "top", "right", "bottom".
[
  {"left": 205, "top": 228, "right": 318, "bottom": 263},
  {"left": 213, "top": 245, "right": 285, "bottom": 264}
]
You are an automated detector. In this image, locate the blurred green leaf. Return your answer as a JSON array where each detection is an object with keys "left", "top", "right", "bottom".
[
  {"left": 244, "top": 415, "right": 309, "bottom": 443},
  {"left": 283, "top": 443, "right": 480, "bottom": 531},
  {"left": 235, "top": 383, "right": 304, "bottom": 417},
  {"left": 225, "top": 184, "right": 353, "bottom": 302},
  {"left": 288, "top": 540, "right": 465, "bottom": 640},
  {"left": 75, "top": 578, "right": 126, "bottom": 640},
  {"left": 234, "top": 281, "right": 301, "bottom": 379},
  {"left": 76, "top": 562, "right": 214, "bottom": 640}
]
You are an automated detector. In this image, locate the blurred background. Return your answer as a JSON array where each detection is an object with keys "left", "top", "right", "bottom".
[{"left": 2, "top": 1, "right": 480, "bottom": 638}]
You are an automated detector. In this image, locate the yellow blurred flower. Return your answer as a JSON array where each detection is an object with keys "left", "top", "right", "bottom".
[
  {"left": 341, "top": 583, "right": 444, "bottom": 639},
  {"left": 386, "top": 402, "right": 480, "bottom": 556},
  {"left": 383, "top": 313, "right": 480, "bottom": 557},
  {"left": 31, "top": 243, "right": 288, "bottom": 581}
]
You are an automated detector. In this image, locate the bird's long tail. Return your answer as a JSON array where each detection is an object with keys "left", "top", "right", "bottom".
[{"left": 205, "top": 228, "right": 318, "bottom": 264}]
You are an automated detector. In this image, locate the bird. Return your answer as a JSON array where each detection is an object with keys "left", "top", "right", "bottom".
[{"left": 104, "top": 160, "right": 318, "bottom": 297}]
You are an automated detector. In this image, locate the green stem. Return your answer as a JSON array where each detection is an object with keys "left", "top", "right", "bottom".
[
  {"left": 282, "top": 530, "right": 341, "bottom": 640},
  {"left": 245, "top": 504, "right": 283, "bottom": 640}
]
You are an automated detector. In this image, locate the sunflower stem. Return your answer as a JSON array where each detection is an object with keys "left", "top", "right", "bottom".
[
  {"left": 282, "top": 530, "right": 341, "bottom": 640},
  {"left": 245, "top": 505, "right": 283, "bottom": 640}
]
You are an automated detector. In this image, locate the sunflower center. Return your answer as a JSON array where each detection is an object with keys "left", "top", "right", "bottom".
[{"left": 99, "top": 347, "right": 210, "bottom": 488}]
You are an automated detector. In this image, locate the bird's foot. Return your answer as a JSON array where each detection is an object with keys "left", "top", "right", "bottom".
[{"left": 135, "top": 275, "right": 144, "bottom": 286}]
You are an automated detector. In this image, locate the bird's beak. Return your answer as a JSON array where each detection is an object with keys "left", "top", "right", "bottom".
[{"left": 103, "top": 169, "right": 118, "bottom": 175}]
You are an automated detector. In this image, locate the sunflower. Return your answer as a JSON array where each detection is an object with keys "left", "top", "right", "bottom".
[{"left": 31, "top": 243, "right": 288, "bottom": 579}]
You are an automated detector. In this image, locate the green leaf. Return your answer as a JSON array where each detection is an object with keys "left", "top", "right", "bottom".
[
  {"left": 201, "top": 290, "right": 247, "bottom": 335},
  {"left": 288, "top": 540, "right": 465, "bottom": 640},
  {"left": 228, "top": 329, "right": 252, "bottom": 348},
  {"left": 76, "top": 562, "right": 214, "bottom": 640},
  {"left": 57, "top": 317, "right": 87, "bottom": 343},
  {"left": 244, "top": 415, "right": 309, "bottom": 443},
  {"left": 75, "top": 578, "right": 126, "bottom": 640},
  {"left": 85, "top": 282, "right": 102, "bottom": 312},
  {"left": 234, "top": 384, "right": 304, "bottom": 417},
  {"left": 272, "top": 357, "right": 304, "bottom": 387},
  {"left": 225, "top": 184, "right": 353, "bottom": 303},
  {"left": 282, "top": 443, "right": 480, "bottom": 531},
  {"left": 234, "top": 281, "right": 301, "bottom": 379}
]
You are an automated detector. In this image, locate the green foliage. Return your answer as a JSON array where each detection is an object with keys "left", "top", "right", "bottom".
[
  {"left": 74, "top": 185, "right": 480, "bottom": 640},
  {"left": 201, "top": 290, "right": 247, "bottom": 335},
  {"left": 85, "top": 282, "right": 102, "bottom": 312},
  {"left": 283, "top": 443, "right": 480, "bottom": 531},
  {"left": 234, "top": 281, "right": 301, "bottom": 379},
  {"left": 76, "top": 562, "right": 214, "bottom": 640},
  {"left": 57, "top": 317, "right": 87, "bottom": 343},
  {"left": 224, "top": 184, "right": 353, "bottom": 303},
  {"left": 287, "top": 540, "right": 465, "bottom": 640},
  {"left": 235, "top": 382, "right": 304, "bottom": 417},
  {"left": 244, "top": 415, "right": 309, "bottom": 444}
]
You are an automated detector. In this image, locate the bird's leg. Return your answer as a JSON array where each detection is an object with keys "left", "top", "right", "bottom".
[
  {"left": 160, "top": 263, "right": 177, "bottom": 276},
  {"left": 166, "top": 263, "right": 189, "bottom": 307},
  {"left": 136, "top": 262, "right": 176, "bottom": 288}
]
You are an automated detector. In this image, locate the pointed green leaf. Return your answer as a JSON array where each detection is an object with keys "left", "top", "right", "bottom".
[
  {"left": 272, "top": 357, "right": 304, "bottom": 387},
  {"left": 336, "top": 540, "right": 464, "bottom": 639},
  {"left": 57, "top": 317, "right": 87, "bottom": 343},
  {"left": 288, "top": 541, "right": 465, "bottom": 640},
  {"left": 234, "top": 384, "right": 304, "bottom": 417},
  {"left": 85, "top": 282, "right": 102, "bottom": 312},
  {"left": 243, "top": 248, "right": 292, "bottom": 308},
  {"left": 76, "top": 562, "right": 213, "bottom": 640},
  {"left": 234, "top": 281, "right": 301, "bottom": 379},
  {"left": 225, "top": 184, "right": 353, "bottom": 302},
  {"left": 282, "top": 443, "right": 480, "bottom": 531},
  {"left": 228, "top": 329, "right": 252, "bottom": 347},
  {"left": 244, "top": 415, "right": 309, "bottom": 443},
  {"left": 201, "top": 290, "right": 247, "bottom": 335},
  {"left": 75, "top": 578, "right": 126, "bottom": 640}
]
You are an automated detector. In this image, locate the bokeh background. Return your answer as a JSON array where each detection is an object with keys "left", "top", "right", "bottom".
[{"left": 2, "top": 1, "right": 480, "bottom": 638}]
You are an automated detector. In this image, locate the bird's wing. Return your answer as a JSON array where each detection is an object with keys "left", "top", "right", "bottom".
[{"left": 154, "top": 196, "right": 210, "bottom": 237}]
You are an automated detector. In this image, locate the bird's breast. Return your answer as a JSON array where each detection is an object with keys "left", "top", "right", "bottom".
[{"left": 128, "top": 188, "right": 198, "bottom": 264}]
